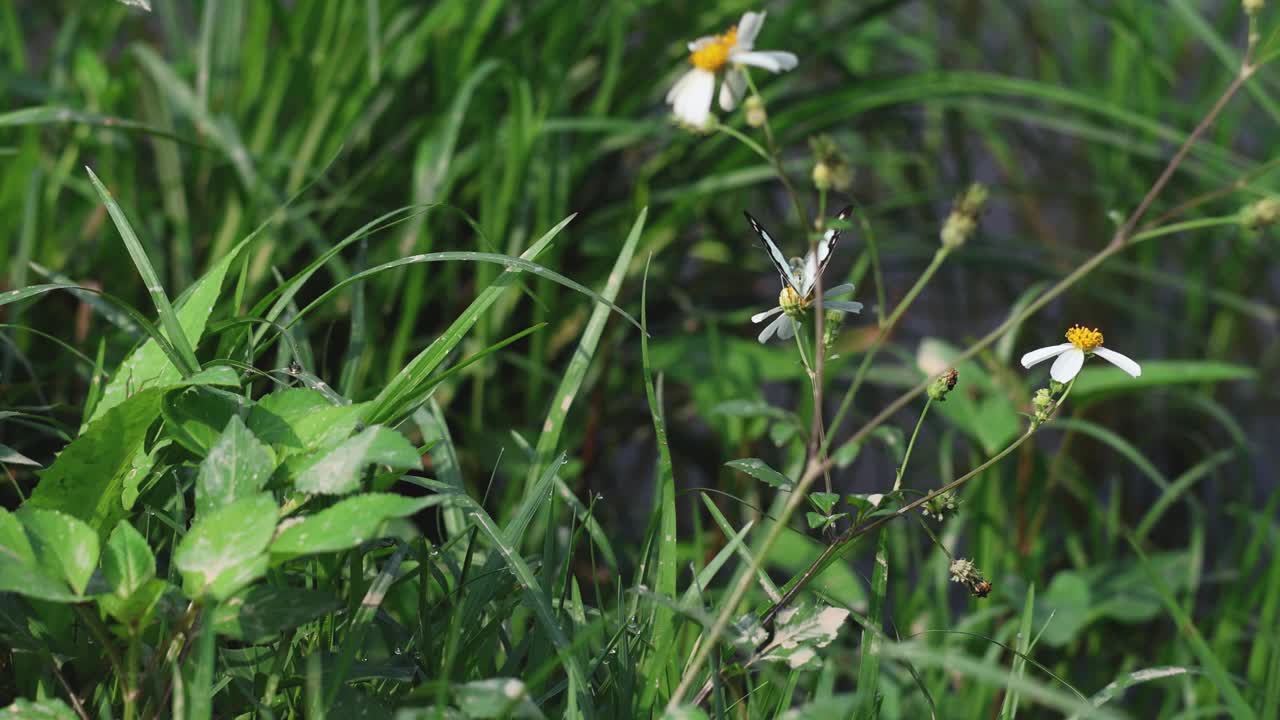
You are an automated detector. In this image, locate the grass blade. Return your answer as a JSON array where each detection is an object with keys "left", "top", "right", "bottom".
[
  {"left": 86, "top": 166, "right": 199, "bottom": 376},
  {"left": 638, "top": 253, "right": 679, "bottom": 708},
  {"left": 526, "top": 207, "right": 646, "bottom": 492}
]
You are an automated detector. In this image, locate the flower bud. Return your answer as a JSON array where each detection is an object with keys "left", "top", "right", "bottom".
[
  {"left": 927, "top": 368, "right": 959, "bottom": 401},
  {"left": 921, "top": 490, "right": 958, "bottom": 522},
  {"left": 1244, "top": 0, "right": 1265, "bottom": 16},
  {"left": 823, "top": 309, "right": 843, "bottom": 349},
  {"left": 940, "top": 183, "right": 989, "bottom": 249},
  {"left": 809, "top": 134, "right": 853, "bottom": 192},
  {"left": 812, "top": 162, "right": 833, "bottom": 191},
  {"left": 1241, "top": 196, "right": 1280, "bottom": 230},
  {"left": 745, "top": 95, "right": 767, "bottom": 128}
]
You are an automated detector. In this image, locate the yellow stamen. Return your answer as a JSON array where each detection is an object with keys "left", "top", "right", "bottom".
[
  {"left": 1065, "top": 325, "right": 1104, "bottom": 352},
  {"left": 779, "top": 286, "right": 805, "bottom": 316},
  {"left": 689, "top": 26, "right": 738, "bottom": 72}
]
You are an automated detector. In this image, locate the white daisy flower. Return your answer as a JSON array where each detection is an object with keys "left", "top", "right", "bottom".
[
  {"left": 665, "top": 11, "right": 799, "bottom": 130},
  {"left": 1020, "top": 325, "right": 1142, "bottom": 383},
  {"left": 746, "top": 206, "right": 863, "bottom": 343}
]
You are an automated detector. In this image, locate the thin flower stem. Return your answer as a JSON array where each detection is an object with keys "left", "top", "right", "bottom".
[
  {"left": 742, "top": 71, "right": 809, "bottom": 225},
  {"left": 893, "top": 397, "right": 933, "bottom": 493},
  {"left": 819, "top": 246, "right": 952, "bottom": 463},
  {"left": 764, "top": 424, "right": 1036, "bottom": 630},
  {"left": 915, "top": 514, "right": 953, "bottom": 561},
  {"left": 715, "top": 124, "right": 772, "bottom": 165},
  {"left": 766, "top": 380, "right": 1076, "bottom": 630},
  {"left": 667, "top": 61, "right": 1256, "bottom": 708}
]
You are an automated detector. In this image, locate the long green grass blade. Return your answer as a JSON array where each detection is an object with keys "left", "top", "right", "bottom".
[{"left": 86, "top": 167, "right": 199, "bottom": 376}]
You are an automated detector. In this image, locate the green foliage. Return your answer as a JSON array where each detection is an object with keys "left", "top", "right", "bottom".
[{"left": 0, "top": 1, "right": 1275, "bottom": 718}]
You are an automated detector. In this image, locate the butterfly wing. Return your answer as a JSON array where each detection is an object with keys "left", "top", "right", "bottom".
[
  {"left": 744, "top": 210, "right": 800, "bottom": 292},
  {"left": 800, "top": 205, "right": 854, "bottom": 297}
]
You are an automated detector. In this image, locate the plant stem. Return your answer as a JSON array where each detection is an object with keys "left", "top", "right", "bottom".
[
  {"left": 819, "top": 246, "right": 951, "bottom": 463},
  {"left": 893, "top": 397, "right": 933, "bottom": 492},
  {"left": 667, "top": 61, "right": 1255, "bottom": 707}
]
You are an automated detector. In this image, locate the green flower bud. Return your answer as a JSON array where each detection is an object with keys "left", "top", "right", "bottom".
[
  {"left": 1241, "top": 196, "right": 1280, "bottom": 230},
  {"left": 927, "top": 368, "right": 959, "bottom": 401},
  {"left": 809, "top": 134, "right": 853, "bottom": 192},
  {"left": 812, "top": 162, "right": 833, "bottom": 191},
  {"left": 823, "top": 309, "right": 843, "bottom": 349}
]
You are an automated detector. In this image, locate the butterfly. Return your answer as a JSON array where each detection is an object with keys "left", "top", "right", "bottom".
[{"left": 746, "top": 206, "right": 863, "bottom": 343}]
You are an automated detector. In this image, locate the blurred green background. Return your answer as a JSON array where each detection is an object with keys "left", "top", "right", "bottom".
[{"left": 1, "top": 0, "right": 1277, "bottom": 717}]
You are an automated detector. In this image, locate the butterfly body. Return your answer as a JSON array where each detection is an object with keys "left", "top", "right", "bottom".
[
  {"left": 746, "top": 205, "right": 864, "bottom": 344},
  {"left": 744, "top": 205, "right": 853, "bottom": 305}
]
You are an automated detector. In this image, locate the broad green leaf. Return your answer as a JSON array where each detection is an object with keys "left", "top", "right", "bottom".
[
  {"left": 1088, "top": 552, "right": 1191, "bottom": 623},
  {"left": 754, "top": 603, "right": 850, "bottom": 669},
  {"left": 247, "top": 389, "right": 367, "bottom": 459},
  {"left": 293, "top": 426, "right": 420, "bottom": 495},
  {"left": 270, "top": 494, "right": 442, "bottom": 561},
  {"left": 102, "top": 520, "right": 156, "bottom": 599},
  {"left": 99, "top": 578, "right": 168, "bottom": 627},
  {"left": 121, "top": 438, "right": 168, "bottom": 510},
  {"left": 175, "top": 493, "right": 277, "bottom": 600},
  {"left": 0, "top": 508, "right": 35, "bottom": 565},
  {"left": 454, "top": 678, "right": 546, "bottom": 719},
  {"left": 1036, "top": 571, "right": 1091, "bottom": 647},
  {"left": 161, "top": 385, "right": 247, "bottom": 456},
  {"left": 0, "top": 509, "right": 78, "bottom": 602},
  {"left": 726, "top": 458, "right": 795, "bottom": 492},
  {"left": 810, "top": 492, "right": 840, "bottom": 515},
  {"left": 1, "top": 698, "right": 78, "bottom": 719},
  {"left": 16, "top": 508, "right": 100, "bottom": 596},
  {"left": 98, "top": 517, "right": 166, "bottom": 625},
  {"left": 195, "top": 416, "right": 275, "bottom": 517},
  {"left": 87, "top": 220, "right": 247, "bottom": 425},
  {"left": 27, "top": 387, "right": 164, "bottom": 539},
  {"left": 212, "top": 584, "right": 341, "bottom": 642},
  {"left": 1070, "top": 360, "right": 1255, "bottom": 400}
]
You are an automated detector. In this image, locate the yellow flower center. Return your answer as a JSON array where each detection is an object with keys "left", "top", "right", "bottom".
[
  {"left": 779, "top": 286, "right": 806, "bottom": 316},
  {"left": 689, "top": 26, "right": 738, "bottom": 72},
  {"left": 1065, "top": 325, "right": 1104, "bottom": 352}
]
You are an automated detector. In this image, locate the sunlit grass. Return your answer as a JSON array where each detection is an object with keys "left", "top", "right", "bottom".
[{"left": 0, "top": 1, "right": 1277, "bottom": 718}]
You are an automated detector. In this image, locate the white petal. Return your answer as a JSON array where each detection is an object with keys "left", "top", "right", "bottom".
[
  {"left": 666, "top": 70, "right": 693, "bottom": 104},
  {"left": 757, "top": 313, "right": 789, "bottom": 343},
  {"left": 735, "top": 11, "right": 766, "bottom": 50},
  {"left": 671, "top": 69, "right": 716, "bottom": 128},
  {"left": 731, "top": 50, "right": 798, "bottom": 73},
  {"left": 823, "top": 283, "right": 855, "bottom": 298},
  {"left": 1049, "top": 347, "right": 1085, "bottom": 383},
  {"left": 823, "top": 300, "right": 863, "bottom": 314},
  {"left": 1094, "top": 347, "right": 1141, "bottom": 377},
  {"left": 751, "top": 306, "right": 783, "bottom": 324},
  {"left": 719, "top": 70, "right": 747, "bottom": 111},
  {"left": 1020, "top": 343, "right": 1073, "bottom": 369},
  {"left": 776, "top": 315, "right": 797, "bottom": 341}
]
